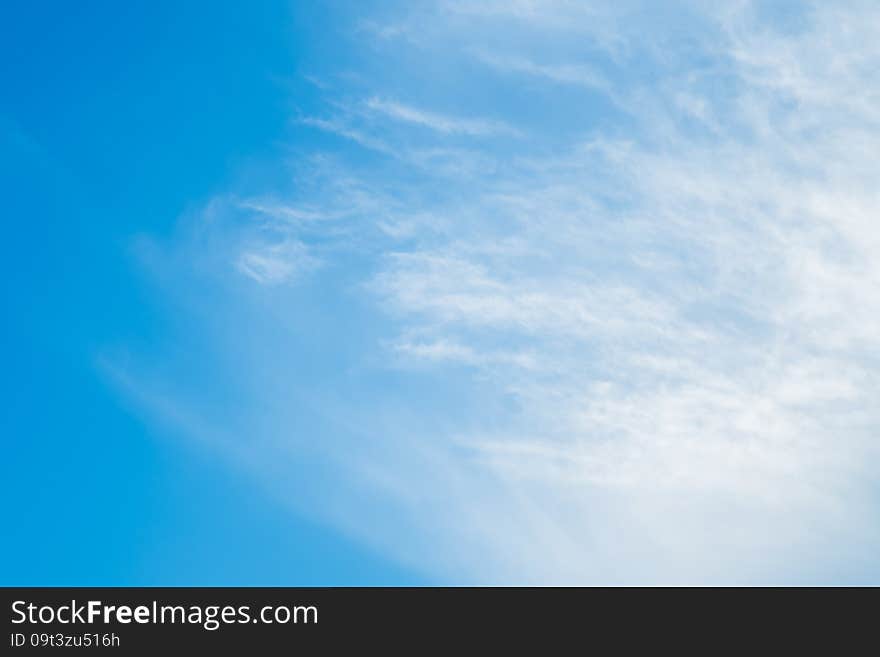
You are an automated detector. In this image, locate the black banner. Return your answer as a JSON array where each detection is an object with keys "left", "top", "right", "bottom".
[{"left": 1, "top": 587, "right": 873, "bottom": 652}]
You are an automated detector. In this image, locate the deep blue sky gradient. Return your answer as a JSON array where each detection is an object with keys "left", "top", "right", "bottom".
[{"left": 0, "top": 0, "right": 424, "bottom": 585}]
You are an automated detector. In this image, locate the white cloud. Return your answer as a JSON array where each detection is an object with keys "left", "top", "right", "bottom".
[
  {"left": 235, "top": 240, "right": 314, "bottom": 285},
  {"left": 118, "top": 0, "right": 880, "bottom": 583},
  {"left": 472, "top": 50, "right": 611, "bottom": 95},
  {"left": 301, "top": 116, "right": 394, "bottom": 155},
  {"left": 365, "top": 97, "right": 519, "bottom": 137}
]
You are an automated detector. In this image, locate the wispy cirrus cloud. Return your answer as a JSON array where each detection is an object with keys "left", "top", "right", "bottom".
[
  {"left": 471, "top": 50, "right": 611, "bottom": 95},
  {"left": 112, "top": 1, "right": 880, "bottom": 583},
  {"left": 365, "top": 97, "right": 520, "bottom": 137}
]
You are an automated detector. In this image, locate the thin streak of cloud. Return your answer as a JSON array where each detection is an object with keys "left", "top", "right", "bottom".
[
  {"left": 366, "top": 97, "right": 520, "bottom": 137},
  {"left": 301, "top": 116, "right": 394, "bottom": 155}
]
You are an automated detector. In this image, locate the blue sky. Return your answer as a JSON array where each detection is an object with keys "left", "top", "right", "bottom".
[
  {"left": 1, "top": 0, "right": 423, "bottom": 585},
  {"left": 3, "top": 1, "right": 879, "bottom": 585}
]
